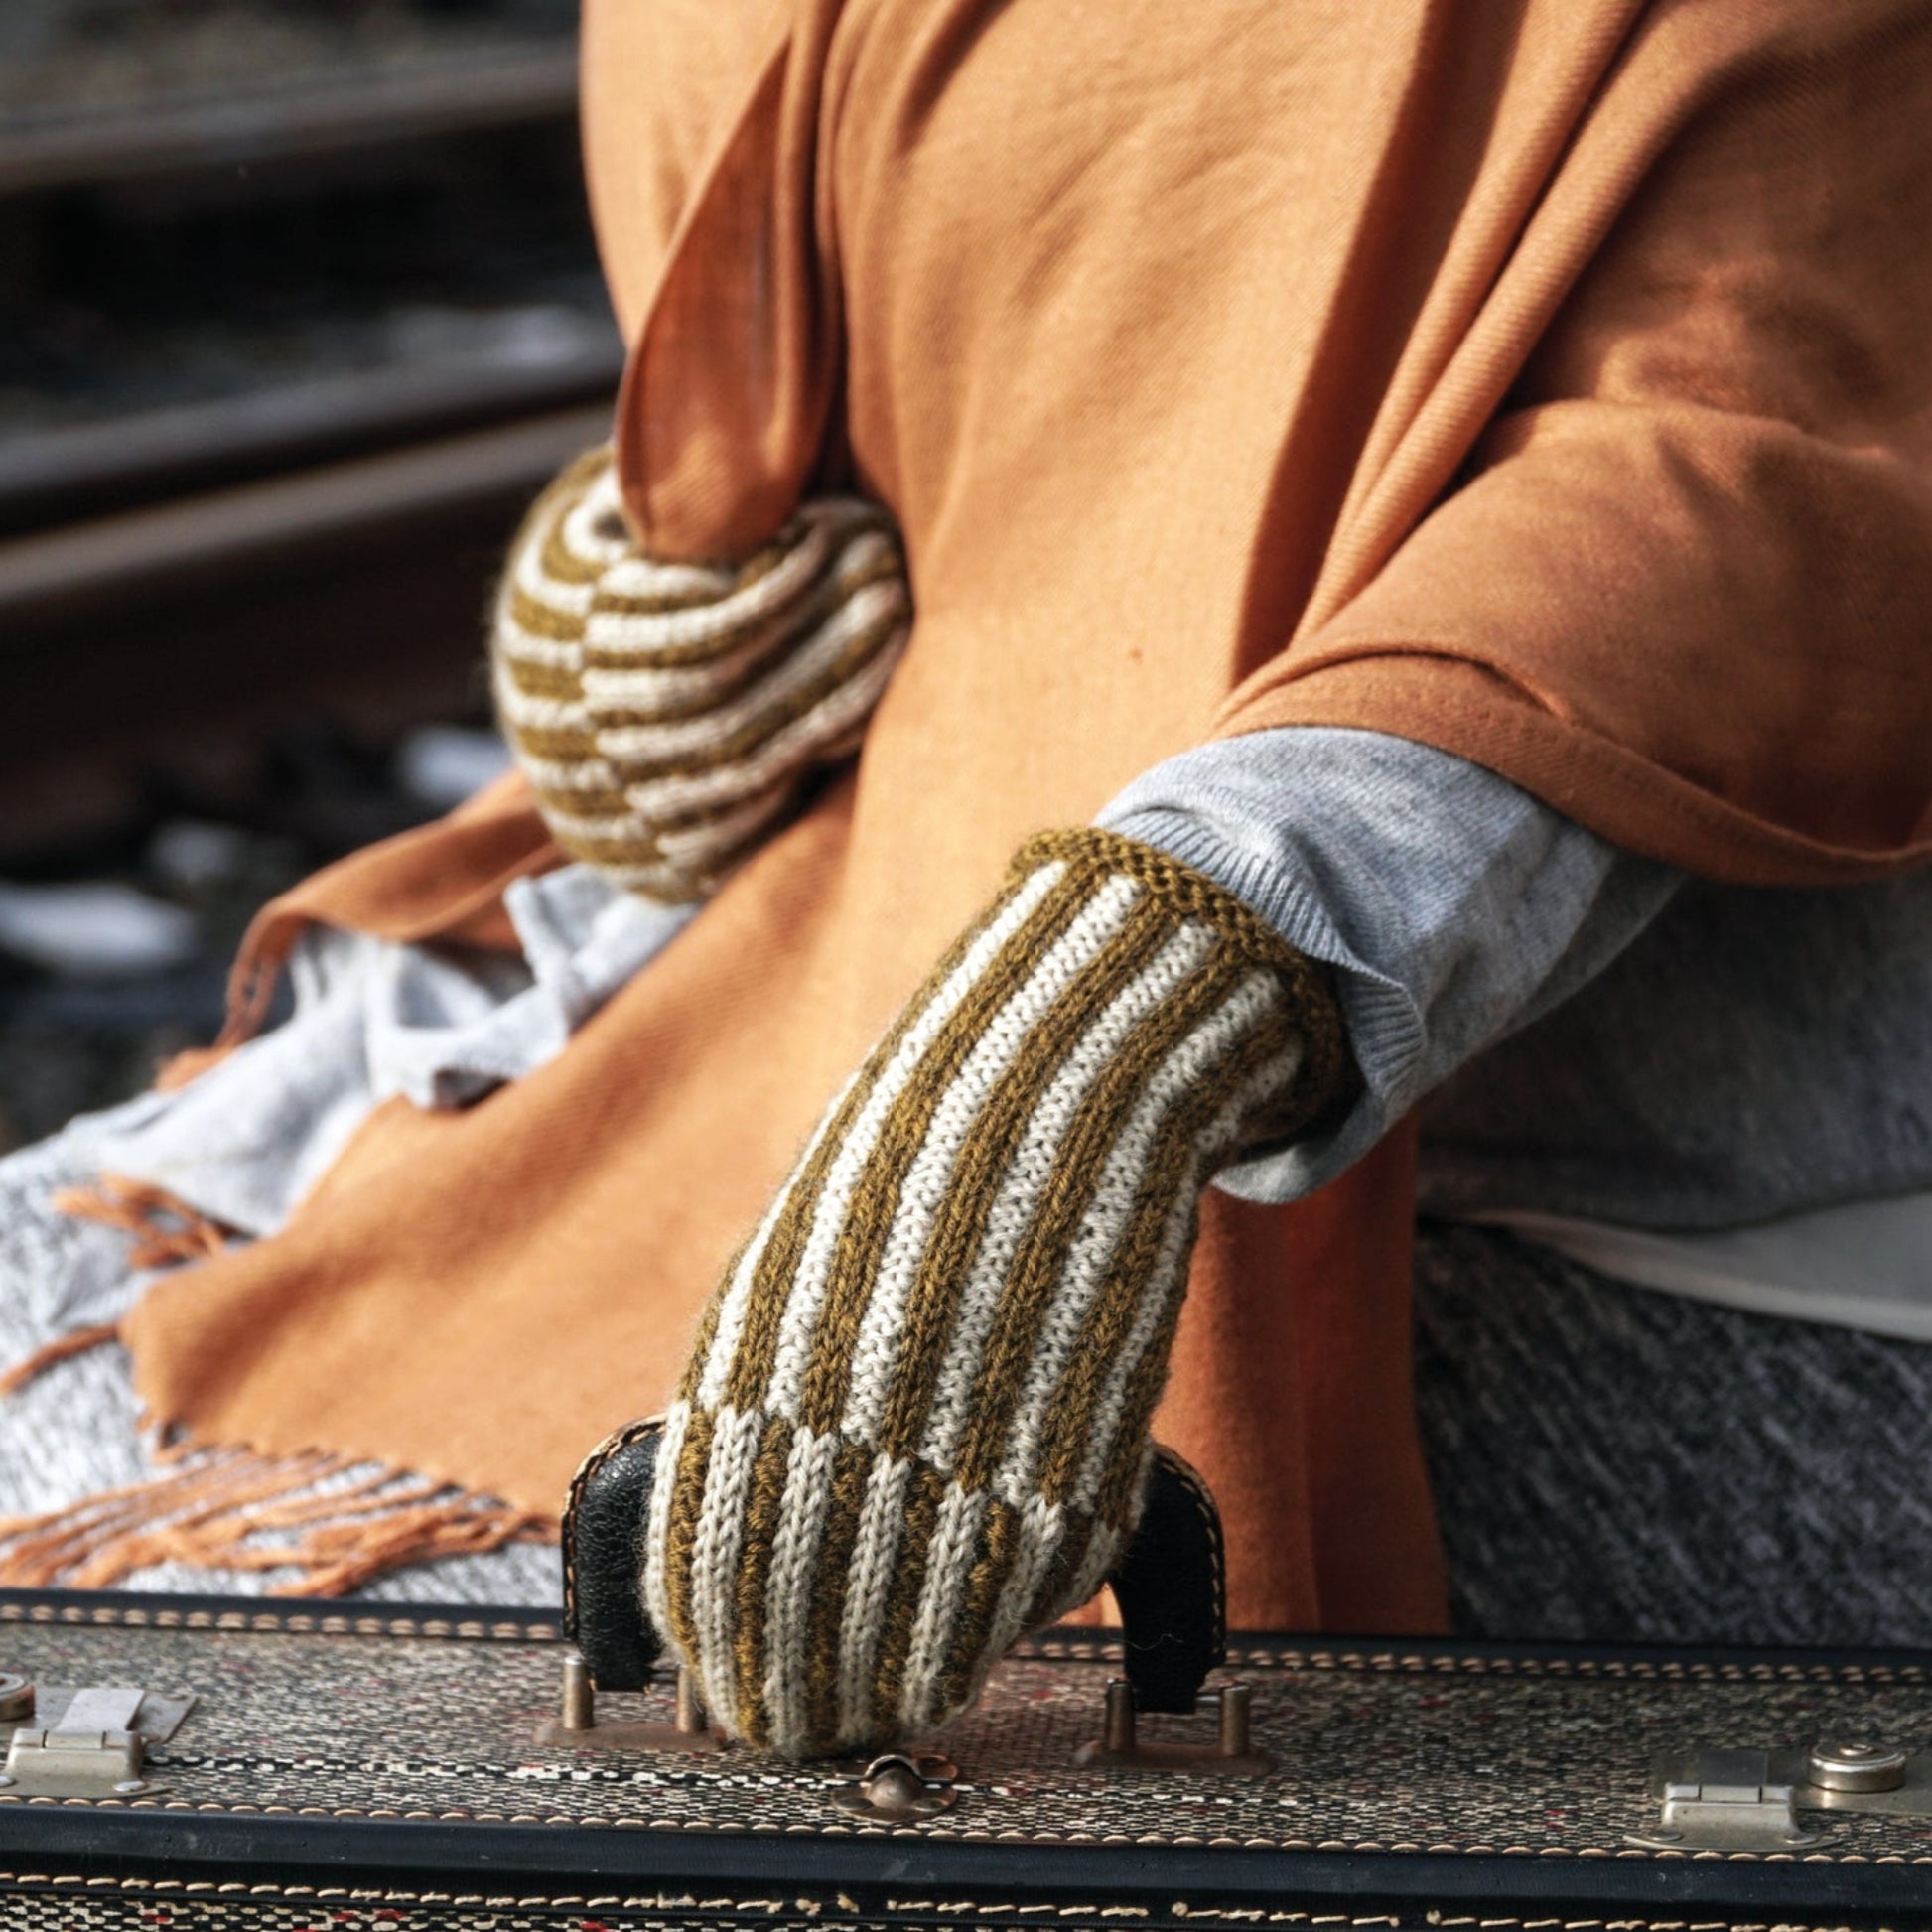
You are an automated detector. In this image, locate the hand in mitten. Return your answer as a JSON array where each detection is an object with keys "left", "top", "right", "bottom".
[
  {"left": 645, "top": 828, "right": 1349, "bottom": 1755},
  {"left": 492, "top": 452, "right": 908, "bottom": 902}
]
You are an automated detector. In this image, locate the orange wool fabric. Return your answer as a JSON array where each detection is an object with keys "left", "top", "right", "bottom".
[{"left": 118, "top": 0, "right": 1931, "bottom": 1631}]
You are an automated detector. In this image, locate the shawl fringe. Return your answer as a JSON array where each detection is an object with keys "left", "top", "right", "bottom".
[
  {"left": 0, "top": 1444, "right": 557, "bottom": 1597},
  {"left": 0, "top": 1173, "right": 557, "bottom": 1597}
]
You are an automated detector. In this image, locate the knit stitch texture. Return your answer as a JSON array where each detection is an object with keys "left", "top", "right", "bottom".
[
  {"left": 644, "top": 828, "right": 1348, "bottom": 1754},
  {"left": 492, "top": 450, "right": 909, "bottom": 902}
]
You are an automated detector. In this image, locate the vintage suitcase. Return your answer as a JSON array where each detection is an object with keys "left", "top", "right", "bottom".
[{"left": 7, "top": 1575, "right": 1932, "bottom": 1932}]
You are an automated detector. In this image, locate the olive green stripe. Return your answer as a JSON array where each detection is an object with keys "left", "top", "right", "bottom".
[
  {"left": 535, "top": 483, "right": 615, "bottom": 590},
  {"left": 947, "top": 947, "right": 1250, "bottom": 1495},
  {"left": 505, "top": 721, "right": 598, "bottom": 761},
  {"left": 530, "top": 778, "right": 631, "bottom": 821},
  {"left": 1015, "top": 830, "right": 1351, "bottom": 1140},
  {"left": 730, "top": 1416, "right": 795, "bottom": 1746},
  {"left": 1033, "top": 1001, "right": 1300, "bottom": 1506},
  {"left": 589, "top": 607, "right": 902, "bottom": 785},
  {"left": 506, "top": 580, "right": 588, "bottom": 644},
  {"left": 1025, "top": 1508, "right": 1099, "bottom": 1635},
  {"left": 588, "top": 531, "right": 792, "bottom": 621},
  {"left": 929, "top": 1495, "right": 1024, "bottom": 1718},
  {"left": 539, "top": 784, "right": 779, "bottom": 855},
  {"left": 677, "top": 1249, "right": 740, "bottom": 1406},
  {"left": 584, "top": 543, "right": 901, "bottom": 693},
  {"left": 870, "top": 897, "right": 1178, "bottom": 1463},
  {"left": 720, "top": 861, "right": 1079, "bottom": 1415},
  {"left": 784, "top": 868, "right": 1102, "bottom": 1435},
  {"left": 502, "top": 655, "right": 586, "bottom": 702},
  {"left": 659, "top": 1407, "right": 716, "bottom": 1664},
  {"left": 802, "top": 1439, "right": 876, "bottom": 1749},
  {"left": 866, "top": 1463, "right": 948, "bottom": 1732},
  {"left": 1094, "top": 1288, "right": 1198, "bottom": 1530}
]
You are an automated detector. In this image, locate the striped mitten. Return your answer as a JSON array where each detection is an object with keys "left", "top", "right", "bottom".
[
  {"left": 644, "top": 828, "right": 1349, "bottom": 1755},
  {"left": 492, "top": 450, "right": 909, "bottom": 902}
]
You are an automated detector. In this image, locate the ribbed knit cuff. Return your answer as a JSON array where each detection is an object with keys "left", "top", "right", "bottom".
[{"left": 645, "top": 827, "right": 1347, "bottom": 1755}]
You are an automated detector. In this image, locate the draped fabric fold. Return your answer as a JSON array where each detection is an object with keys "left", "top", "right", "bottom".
[{"left": 93, "top": 0, "right": 1931, "bottom": 1629}]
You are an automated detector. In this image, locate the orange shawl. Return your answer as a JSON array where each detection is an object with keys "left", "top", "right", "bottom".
[{"left": 93, "top": 0, "right": 1932, "bottom": 1626}]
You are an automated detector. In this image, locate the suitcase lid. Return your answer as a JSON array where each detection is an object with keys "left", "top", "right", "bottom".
[{"left": 4, "top": 1587, "right": 1932, "bottom": 1922}]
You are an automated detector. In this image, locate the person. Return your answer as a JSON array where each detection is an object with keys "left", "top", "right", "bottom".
[{"left": 2, "top": 0, "right": 1929, "bottom": 1754}]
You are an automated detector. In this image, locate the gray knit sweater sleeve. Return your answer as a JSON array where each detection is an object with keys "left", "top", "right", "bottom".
[{"left": 1097, "top": 726, "right": 1683, "bottom": 1203}]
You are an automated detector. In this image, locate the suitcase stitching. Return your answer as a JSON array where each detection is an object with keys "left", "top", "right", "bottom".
[{"left": 0, "top": 1872, "right": 1905, "bottom": 1928}]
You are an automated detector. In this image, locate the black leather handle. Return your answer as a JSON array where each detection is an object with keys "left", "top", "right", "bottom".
[
  {"left": 1109, "top": 1443, "right": 1227, "bottom": 1712},
  {"left": 562, "top": 1421, "right": 1227, "bottom": 1711},
  {"left": 561, "top": 1414, "right": 666, "bottom": 1693}
]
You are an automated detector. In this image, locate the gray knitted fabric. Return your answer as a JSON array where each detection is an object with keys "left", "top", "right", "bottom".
[
  {"left": 0, "top": 1114, "right": 559, "bottom": 1606},
  {"left": 1414, "top": 1221, "right": 1932, "bottom": 1649}
]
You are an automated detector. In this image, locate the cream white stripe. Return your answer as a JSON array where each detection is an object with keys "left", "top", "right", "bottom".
[
  {"left": 913, "top": 920, "right": 1219, "bottom": 1471},
  {"left": 532, "top": 781, "right": 779, "bottom": 850},
  {"left": 587, "top": 858, "right": 696, "bottom": 895},
  {"left": 1058, "top": 1513, "right": 1128, "bottom": 1629},
  {"left": 966, "top": 1493, "right": 1064, "bottom": 1717},
  {"left": 592, "top": 581, "right": 906, "bottom": 760},
  {"left": 511, "top": 751, "right": 623, "bottom": 794},
  {"left": 591, "top": 520, "right": 835, "bottom": 652},
  {"left": 895, "top": 1482, "right": 986, "bottom": 1730},
  {"left": 696, "top": 1092, "right": 852, "bottom": 1406},
  {"left": 1071, "top": 1039, "right": 1302, "bottom": 1514},
  {"left": 556, "top": 467, "right": 640, "bottom": 567},
  {"left": 507, "top": 551, "right": 596, "bottom": 625},
  {"left": 993, "top": 974, "right": 1287, "bottom": 1505},
  {"left": 640, "top": 1400, "right": 692, "bottom": 1647},
  {"left": 581, "top": 609, "right": 805, "bottom": 711},
  {"left": 652, "top": 788, "right": 791, "bottom": 866},
  {"left": 493, "top": 616, "right": 584, "bottom": 672},
  {"left": 687, "top": 1405, "right": 764, "bottom": 1723},
  {"left": 492, "top": 671, "right": 592, "bottom": 736},
  {"left": 586, "top": 562, "right": 903, "bottom": 716},
  {"left": 587, "top": 522, "right": 894, "bottom": 664},
  {"left": 508, "top": 513, "right": 601, "bottom": 617},
  {"left": 760, "top": 1424, "right": 842, "bottom": 1754},
  {"left": 585, "top": 503, "right": 888, "bottom": 656},
  {"left": 759, "top": 860, "right": 1065, "bottom": 1420},
  {"left": 834, "top": 1453, "right": 912, "bottom": 1745},
  {"left": 615, "top": 639, "right": 906, "bottom": 823},
  {"left": 837, "top": 873, "right": 1143, "bottom": 1445},
  {"left": 517, "top": 650, "right": 898, "bottom": 834}
]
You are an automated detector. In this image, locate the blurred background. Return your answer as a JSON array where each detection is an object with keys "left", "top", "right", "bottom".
[{"left": 0, "top": 0, "right": 611, "bottom": 1151}]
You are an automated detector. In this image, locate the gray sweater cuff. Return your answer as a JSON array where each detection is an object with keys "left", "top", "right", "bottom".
[{"left": 1096, "top": 728, "right": 1681, "bottom": 1203}]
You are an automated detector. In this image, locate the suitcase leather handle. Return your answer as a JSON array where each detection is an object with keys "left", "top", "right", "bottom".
[{"left": 562, "top": 1421, "right": 1227, "bottom": 1717}]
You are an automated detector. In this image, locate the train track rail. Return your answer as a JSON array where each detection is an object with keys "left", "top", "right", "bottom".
[
  {"left": 0, "top": 41, "right": 578, "bottom": 197},
  {"left": 0, "top": 404, "right": 608, "bottom": 853},
  {"left": 0, "top": 13, "right": 601, "bottom": 856},
  {"left": 0, "top": 336, "right": 621, "bottom": 537}
]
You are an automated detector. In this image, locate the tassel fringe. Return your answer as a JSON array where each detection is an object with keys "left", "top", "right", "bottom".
[
  {"left": 50, "top": 1173, "right": 233, "bottom": 1270},
  {"left": 12, "top": 1179, "right": 556, "bottom": 1597},
  {"left": 0, "top": 1443, "right": 557, "bottom": 1596},
  {"left": 0, "top": 1321, "right": 122, "bottom": 1400}
]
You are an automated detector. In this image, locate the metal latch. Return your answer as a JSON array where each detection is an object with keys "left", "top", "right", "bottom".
[
  {"left": 0, "top": 1684, "right": 197, "bottom": 1800},
  {"left": 832, "top": 1751, "right": 960, "bottom": 1821},
  {"left": 1629, "top": 1748, "right": 1842, "bottom": 1851}
]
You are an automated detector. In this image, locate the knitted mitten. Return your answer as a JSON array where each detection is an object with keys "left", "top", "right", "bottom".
[
  {"left": 645, "top": 828, "right": 1349, "bottom": 1755},
  {"left": 492, "top": 449, "right": 909, "bottom": 902}
]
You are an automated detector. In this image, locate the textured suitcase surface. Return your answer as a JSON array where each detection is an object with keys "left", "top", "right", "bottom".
[{"left": 5, "top": 1588, "right": 1932, "bottom": 1930}]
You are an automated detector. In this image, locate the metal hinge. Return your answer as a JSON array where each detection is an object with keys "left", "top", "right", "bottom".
[
  {"left": 1631, "top": 1740, "right": 1932, "bottom": 1852},
  {"left": 1628, "top": 1748, "right": 1840, "bottom": 1852},
  {"left": 0, "top": 1684, "right": 197, "bottom": 1799}
]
